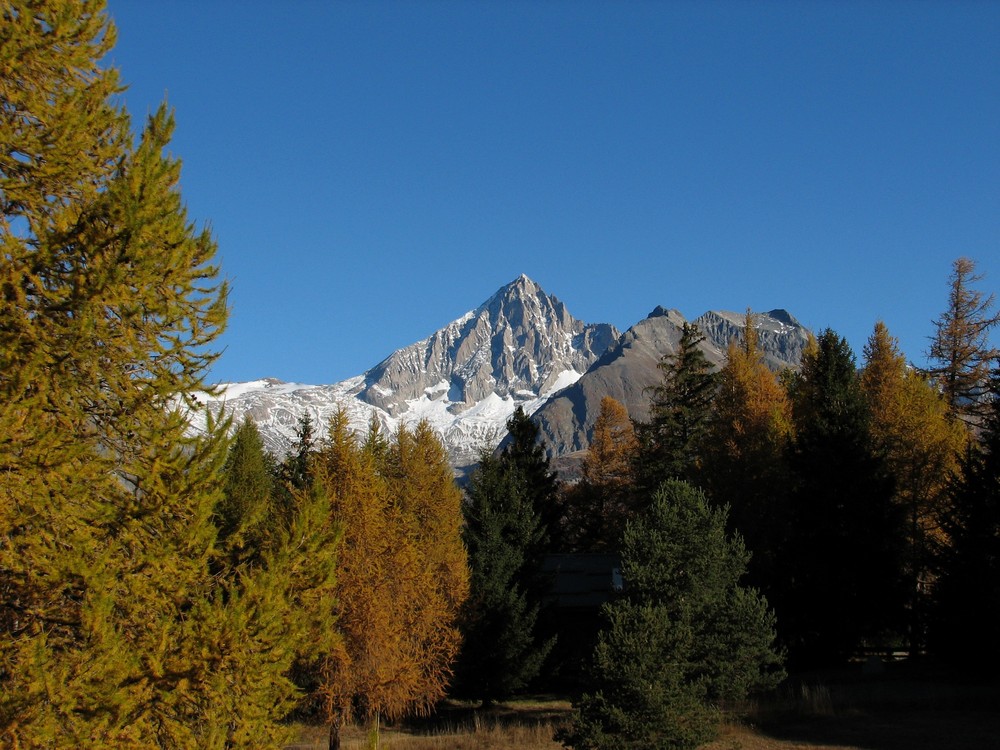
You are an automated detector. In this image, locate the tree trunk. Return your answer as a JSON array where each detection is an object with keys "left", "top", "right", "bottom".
[{"left": 328, "top": 709, "right": 342, "bottom": 750}]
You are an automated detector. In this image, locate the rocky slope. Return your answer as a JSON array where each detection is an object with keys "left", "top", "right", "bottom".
[
  {"left": 357, "top": 274, "right": 618, "bottom": 412},
  {"left": 192, "top": 277, "right": 811, "bottom": 475},
  {"left": 192, "top": 275, "right": 618, "bottom": 470},
  {"left": 531, "top": 307, "right": 811, "bottom": 475}
]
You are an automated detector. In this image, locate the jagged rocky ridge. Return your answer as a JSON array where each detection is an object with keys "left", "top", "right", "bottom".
[
  {"left": 358, "top": 274, "right": 619, "bottom": 413},
  {"left": 193, "top": 276, "right": 811, "bottom": 474},
  {"left": 531, "top": 306, "right": 810, "bottom": 477},
  {"left": 193, "top": 275, "right": 618, "bottom": 470}
]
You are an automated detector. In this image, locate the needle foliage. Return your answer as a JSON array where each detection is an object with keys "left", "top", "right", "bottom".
[{"left": 1, "top": 3, "right": 338, "bottom": 745}]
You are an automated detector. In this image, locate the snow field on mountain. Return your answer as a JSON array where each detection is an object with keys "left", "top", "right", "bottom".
[{"left": 192, "top": 367, "right": 583, "bottom": 465}]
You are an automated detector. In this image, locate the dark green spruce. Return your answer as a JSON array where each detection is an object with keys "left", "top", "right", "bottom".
[
  {"left": 931, "top": 363, "right": 1000, "bottom": 673},
  {"left": 455, "top": 447, "right": 554, "bottom": 706},
  {"left": 560, "top": 480, "right": 783, "bottom": 750},
  {"left": 635, "top": 322, "right": 718, "bottom": 491},
  {"left": 782, "top": 329, "right": 907, "bottom": 666}
]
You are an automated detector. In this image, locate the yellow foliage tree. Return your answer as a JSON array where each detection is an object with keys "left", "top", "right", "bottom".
[
  {"left": 315, "top": 412, "right": 467, "bottom": 748},
  {"left": 563, "top": 396, "right": 640, "bottom": 551},
  {"left": 861, "top": 321, "right": 967, "bottom": 648},
  {"left": 700, "top": 311, "right": 793, "bottom": 592},
  {"left": 386, "top": 421, "right": 470, "bottom": 706},
  {"left": 584, "top": 396, "right": 640, "bottom": 492},
  {"left": 1, "top": 3, "right": 338, "bottom": 745}
]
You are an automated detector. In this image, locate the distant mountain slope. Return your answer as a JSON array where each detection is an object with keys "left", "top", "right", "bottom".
[
  {"left": 531, "top": 307, "right": 811, "bottom": 469},
  {"left": 695, "top": 308, "right": 810, "bottom": 372},
  {"left": 192, "top": 275, "right": 619, "bottom": 470},
  {"left": 192, "top": 276, "right": 810, "bottom": 476}
]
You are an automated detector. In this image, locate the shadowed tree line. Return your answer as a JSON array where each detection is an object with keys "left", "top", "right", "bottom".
[{"left": 471, "top": 261, "right": 997, "bottom": 749}]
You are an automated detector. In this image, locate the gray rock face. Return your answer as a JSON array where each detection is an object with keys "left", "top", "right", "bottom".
[
  {"left": 694, "top": 308, "right": 810, "bottom": 371},
  {"left": 534, "top": 307, "right": 811, "bottom": 470},
  {"left": 194, "top": 277, "right": 811, "bottom": 478},
  {"left": 195, "top": 275, "right": 620, "bottom": 472},
  {"left": 357, "top": 274, "right": 619, "bottom": 413}
]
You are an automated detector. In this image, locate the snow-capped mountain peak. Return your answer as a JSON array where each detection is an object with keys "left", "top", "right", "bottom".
[
  {"left": 193, "top": 275, "right": 619, "bottom": 470},
  {"left": 192, "top": 277, "right": 811, "bottom": 476}
]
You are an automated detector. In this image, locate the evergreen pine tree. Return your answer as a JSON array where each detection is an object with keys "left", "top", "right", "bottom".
[
  {"left": 560, "top": 480, "right": 783, "bottom": 750},
  {"left": 784, "top": 329, "right": 907, "bottom": 665},
  {"left": 502, "top": 405, "right": 561, "bottom": 549},
  {"left": 271, "top": 411, "right": 319, "bottom": 530},
  {"left": 931, "top": 363, "right": 1000, "bottom": 673},
  {"left": 636, "top": 323, "right": 718, "bottom": 491},
  {"left": 218, "top": 417, "right": 280, "bottom": 564},
  {"left": 282, "top": 412, "right": 318, "bottom": 490},
  {"left": 456, "top": 450, "right": 554, "bottom": 705}
]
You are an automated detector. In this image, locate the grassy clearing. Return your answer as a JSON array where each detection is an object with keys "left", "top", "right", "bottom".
[
  {"left": 289, "top": 665, "right": 1000, "bottom": 749},
  {"left": 289, "top": 698, "right": 570, "bottom": 749},
  {"left": 290, "top": 720, "right": 562, "bottom": 749}
]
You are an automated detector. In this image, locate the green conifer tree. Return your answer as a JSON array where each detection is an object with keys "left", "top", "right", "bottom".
[
  {"left": 282, "top": 412, "right": 318, "bottom": 490},
  {"left": 502, "top": 405, "right": 561, "bottom": 549},
  {"left": 784, "top": 329, "right": 907, "bottom": 665},
  {"left": 636, "top": 323, "right": 718, "bottom": 491},
  {"left": 560, "top": 480, "right": 783, "bottom": 750},
  {"left": 1, "top": 3, "right": 337, "bottom": 744},
  {"left": 456, "top": 451, "right": 554, "bottom": 705},
  {"left": 931, "top": 364, "right": 1000, "bottom": 673},
  {"left": 218, "top": 417, "right": 280, "bottom": 564}
]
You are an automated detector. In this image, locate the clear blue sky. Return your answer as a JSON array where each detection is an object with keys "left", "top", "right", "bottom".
[{"left": 104, "top": 1, "right": 999, "bottom": 385}]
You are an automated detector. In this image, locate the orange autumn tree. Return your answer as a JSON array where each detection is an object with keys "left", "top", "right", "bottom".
[
  {"left": 862, "top": 322, "right": 967, "bottom": 544},
  {"left": 584, "top": 396, "right": 640, "bottom": 493},
  {"left": 563, "top": 396, "right": 640, "bottom": 551},
  {"left": 385, "top": 421, "right": 470, "bottom": 704},
  {"left": 315, "top": 411, "right": 467, "bottom": 747},
  {"left": 699, "top": 310, "right": 793, "bottom": 593},
  {"left": 860, "top": 321, "right": 967, "bottom": 650}
]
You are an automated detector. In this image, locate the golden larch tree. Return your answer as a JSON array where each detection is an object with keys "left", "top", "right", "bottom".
[
  {"left": 925, "top": 257, "right": 999, "bottom": 427},
  {"left": 563, "top": 395, "right": 640, "bottom": 551},
  {"left": 699, "top": 310, "right": 793, "bottom": 593},
  {"left": 386, "top": 421, "right": 469, "bottom": 708},
  {"left": 2, "top": 3, "right": 334, "bottom": 745},
  {"left": 861, "top": 321, "right": 967, "bottom": 650},
  {"left": 316, "top": 412, "right": 467, "bottom": 749}
]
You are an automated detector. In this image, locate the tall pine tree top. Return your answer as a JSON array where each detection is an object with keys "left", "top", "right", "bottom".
[
  {"left": 637, "top": 322, "right": 718, "bottom": 489},
  {"left": 502, "top": 405, "right": 560, "bottom": 550},
  {"left": 925, "top": 257, "right": 999, "bottom": 428}
]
